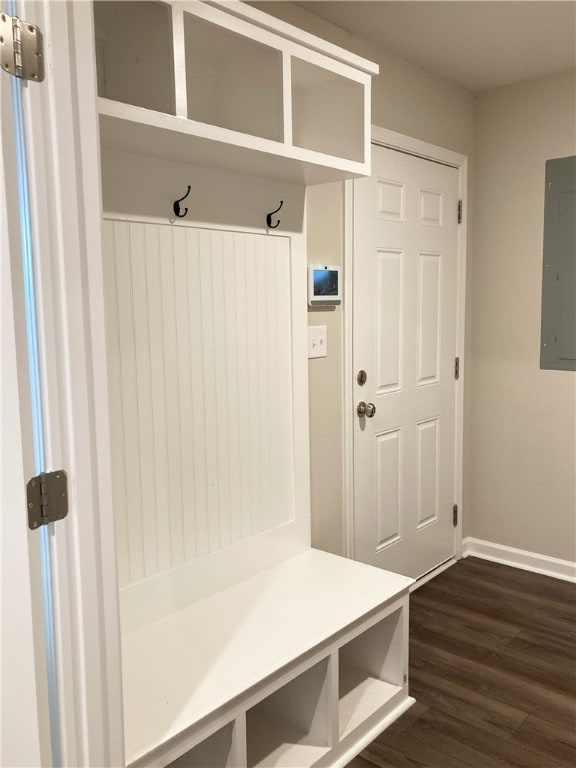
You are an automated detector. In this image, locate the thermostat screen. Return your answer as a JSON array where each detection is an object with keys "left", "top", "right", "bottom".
[{"left": 313, "top": 269, "right": 339, "bottom": 296}]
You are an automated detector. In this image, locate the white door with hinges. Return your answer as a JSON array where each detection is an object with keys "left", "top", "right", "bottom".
[{"left": 352, "top": 145, "right": 459, "bottom": 580}]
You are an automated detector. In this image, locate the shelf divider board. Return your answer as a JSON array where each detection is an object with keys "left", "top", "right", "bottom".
[
  {"left": 235, "top": 715, "right": 249, "bottom": 768},
  {"left": 327, "top": 651, "right": 341, "bottom": 749},
  {"left": 363, "top": 76, "right": 372, "bottom": 180},
  {"left": 282, "top": 51, "right": 293, "bottom": 147},
  {"left": 98, "top": 99, "right": 368, "bottom": 185},
  {"left": 172, "top": 5, "right": 188, "bottom": 118}
]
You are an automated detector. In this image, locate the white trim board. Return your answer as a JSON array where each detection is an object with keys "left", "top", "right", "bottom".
[
  {"left": 343, "top": 126, "right": 468, "bottom": 563},
  {"left": 462, "top": 538, "right": 576, "bottom": 583}
]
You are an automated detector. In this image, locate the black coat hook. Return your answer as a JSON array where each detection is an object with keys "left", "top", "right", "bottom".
[
  {"left": 266, "top": 200, "right": 284, "bottom": 229},
  {"left": 173, "top": 185, "right": 192, "bottom": 218}
]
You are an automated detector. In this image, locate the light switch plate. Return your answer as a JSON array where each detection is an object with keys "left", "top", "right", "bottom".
[{"left": 308, "top": 325, "right": 327, "bottom": 359}]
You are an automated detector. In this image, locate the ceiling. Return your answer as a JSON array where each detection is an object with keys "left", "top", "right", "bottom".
[{"left": 295, "top": 1, "right": 576, "bottom": 92}]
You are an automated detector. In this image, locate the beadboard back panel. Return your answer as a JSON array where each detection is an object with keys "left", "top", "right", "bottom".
[{"left": 102, "top": 219, "right": 295, "bottom": 588}]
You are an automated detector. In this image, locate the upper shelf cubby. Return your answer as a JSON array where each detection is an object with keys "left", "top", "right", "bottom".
[
  {"left": 183, "top": 12, "right": 284, "bottom": 142},
  {"left": 291, "top": 57, "right": 365, "bottom": 163},
  {"left": 94, "top": 1, "right": 176, "bottom": 115},
  {"left": 94, "top": 0, "right": 379, "bottom": 185}
]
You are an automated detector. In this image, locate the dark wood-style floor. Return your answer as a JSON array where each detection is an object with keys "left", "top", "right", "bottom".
[{"left": 354, "top": 557, "right": 576, "bottom": 768}]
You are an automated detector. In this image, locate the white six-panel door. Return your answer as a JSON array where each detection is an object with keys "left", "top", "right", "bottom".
[{"left": 352, "top": 145, "right": 459, "bottom": 580}]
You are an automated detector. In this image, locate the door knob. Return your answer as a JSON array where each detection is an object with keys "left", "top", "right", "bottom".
[{"left": 357, "top": 401, "right": 376, "bottom": 418}]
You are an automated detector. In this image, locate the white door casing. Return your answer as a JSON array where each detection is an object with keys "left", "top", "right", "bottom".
[
  {"left": 2, "top": 2, "right": 125, "bottom": 765},
  {"left": 346, "top": 133, "right": 467, "bottom": 580}
]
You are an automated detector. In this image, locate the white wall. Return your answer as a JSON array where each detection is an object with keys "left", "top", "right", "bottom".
[
  {"left": 254, "top": 1, "right": 476, "bottom": 555},
  {"left": 305, "top": 182, "right": 345, "bottom": 554},
  {"left": 468, "top": 70, "right": 576, "bottom": 561}
]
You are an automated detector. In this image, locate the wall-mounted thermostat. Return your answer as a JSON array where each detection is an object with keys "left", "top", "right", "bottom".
[{"left": 308, "top": 265, "right": 341, "bottom": 306}]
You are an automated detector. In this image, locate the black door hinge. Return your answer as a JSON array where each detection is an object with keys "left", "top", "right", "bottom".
[
  {"left": 453, "top": 504, "right": 458, "bottom": 527},
  {"left": 0, "top": 11, "right": 44, "bottom": 81},
  {"left": 455, "top": 356, "right": 460, "bottom": 380},
  {"left": 27, "top": 470, "right": 68, "bottom": 529},
  {"left": 458, "top": 199, "right": 463, "bottom": 224}
]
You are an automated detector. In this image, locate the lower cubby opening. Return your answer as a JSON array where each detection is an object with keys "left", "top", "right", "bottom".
[
  {"left": 246, "top": 658, "right": 332, "bottom": 767},
  {"left": 166, "top": 722, "right": 236, "bottom": 768},
  {"left": 338, "top": 608, "right": 405, "bottom": 740}
]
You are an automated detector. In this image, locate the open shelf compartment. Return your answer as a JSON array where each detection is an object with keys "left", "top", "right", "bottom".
[
  {"left": 94, "top": 1, "right": 176, "bottom": 116},
  {"left": 246, "top": 658, "right": 333, "bottom": 768},
  {"left": 183, "top": 10, "right": 284, "bottom": 141},
  {"left": 338, "top": 607, "right": 406, "bottom": 740},
  {"left": 166, "top": 722, "right": 237, "bottom": 768},
  {"left": 291, "top": 57, "right": 365, "bottom": 163},
  {"left": 93, "top": 1, "right": 378, "bottom": 184}
]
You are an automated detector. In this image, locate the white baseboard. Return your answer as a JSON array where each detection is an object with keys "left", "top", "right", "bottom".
[{"left": 462, "top": 537, "right": 576, "bottom": 583}]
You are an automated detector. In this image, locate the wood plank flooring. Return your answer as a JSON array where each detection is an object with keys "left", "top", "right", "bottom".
[{"left": 351, "top": 557, "right": 576, "bottom": 768}]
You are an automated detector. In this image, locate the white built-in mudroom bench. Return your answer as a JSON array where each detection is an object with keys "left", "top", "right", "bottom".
[
  {"left": 91, "top": 1, "right": 414, "bottom": 765},
  {"left": 123, "top": 550, "right": 412, "bottom": 767}
]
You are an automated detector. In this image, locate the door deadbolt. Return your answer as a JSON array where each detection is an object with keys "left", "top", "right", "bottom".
[
  {"left": 357, "top": 369, "right": 367, "bottom": 386},
  {"left": 357, "top": 401, "right": 376, "bottom": 418}
]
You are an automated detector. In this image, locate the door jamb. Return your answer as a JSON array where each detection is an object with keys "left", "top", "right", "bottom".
[{"left": 342, "top": 125, "right": 468, "bottom": 562}]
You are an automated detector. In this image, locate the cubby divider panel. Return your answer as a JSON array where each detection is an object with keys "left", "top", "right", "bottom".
[
  {"left": 246, "top": 658, "right": 332, "bottom": 767},
  {"left": 183, "top": 13, "right": 284, "bottom": 142},
  {"left": 93, "top": 1, "right": 176, "bottom": 115}
]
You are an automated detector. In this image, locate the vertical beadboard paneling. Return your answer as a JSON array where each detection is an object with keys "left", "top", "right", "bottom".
[
  {"left": 256, "top": 235, "right": 271, "bottom": 535},
  {"left": 102, "top": 221, "right": 130, "bottom": 588},
  {"left": 244, "top": 232, "right": 262, "bottom": 536},
  {"left": 160, "top": 226, "right": 185, "bottom": 568},
  {"left": 222, "top": 231, "right": 242, "bottom": 545},
  {"left": 274, "top": 235, "right": 295, "bottom": 525},
  {"left": 173, "top": 227, "right": 196, "bottom": 563},
  {"left": 114, "top": 222, "right": 145, "bottom": 583},
  {"left": 198, "top": 228, "right": 220, "bottom": 553},
  {"left": 145, "top": 226, "right": 172, "bottom": 572},
  {"left": 129, "top": 223, "right": 158, "bottom": 577},
  {"left": 211, "top": 230, "right": 232, "bottom": 550},
  {"left": 234, "top": 233, "right": 253, "bottom": 541},
  {"left": 186, "top": 227, "right": 209, "bottom": 558},
  {"left": 103, "top": 220, "right": 295, "bottom": 586}
]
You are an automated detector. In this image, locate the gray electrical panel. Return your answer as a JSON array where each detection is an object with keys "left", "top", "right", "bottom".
[{"left": 540, "top": 155, "right": 576, "bottom": 371}]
